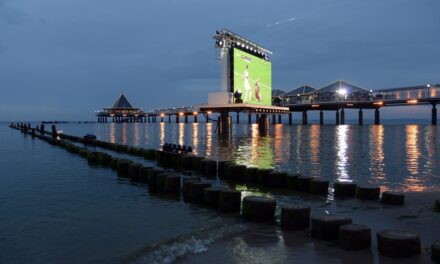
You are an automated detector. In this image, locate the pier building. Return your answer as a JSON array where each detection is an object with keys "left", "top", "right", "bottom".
[
  {"left": 96, "top": 94, "right": 145, "bottom": 123},
  {"left": 281, "top": 81, "right": 440, "bottom": 125}
]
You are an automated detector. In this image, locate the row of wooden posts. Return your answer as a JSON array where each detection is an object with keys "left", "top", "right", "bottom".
[{"left": 9, "top": 123, "right": 440, "bottom": 261}]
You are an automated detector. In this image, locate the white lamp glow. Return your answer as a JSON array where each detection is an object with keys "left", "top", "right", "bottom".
[{"left": 337, "top": 88, "right": 347, "bottom": 95}]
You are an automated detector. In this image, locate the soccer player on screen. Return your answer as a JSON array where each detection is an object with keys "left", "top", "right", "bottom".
[
  {"left": 243, "top": 65, "right": 252, "bottom": 102},
  {"left": 254, "top": 78, "right": 261, "bottom": 102}
]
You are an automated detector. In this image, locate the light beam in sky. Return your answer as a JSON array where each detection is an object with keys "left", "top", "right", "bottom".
[{"left": 266, "top": 17, "right": 297, "bottom": 27}]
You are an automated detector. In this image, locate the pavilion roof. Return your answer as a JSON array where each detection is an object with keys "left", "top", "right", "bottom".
[
  {"left": 310, "top": 80, "right": 369, "bottom": 94},
  {"left": 112, "top": 94, "right": 133, "bottom": 108},
  {"left": 272, "top": 89, "right": 287, "bottom": 97},
  {"left": 283, "top": 85, "right": 316, "bottom": 97}
]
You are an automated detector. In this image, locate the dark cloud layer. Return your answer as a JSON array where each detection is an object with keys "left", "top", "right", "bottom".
[{"left": 0, "top": 0, "right": 439, "bottom": 121}]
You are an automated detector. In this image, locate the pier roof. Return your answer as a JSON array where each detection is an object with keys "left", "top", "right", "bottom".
[
  {"left": 375, "top": 84, "right": 436, "bottom": 93},
  {"left": 283, "top": 85, "right": 316, "bottom": 97},
  {"left": 272, "top": 89, "right": 287, "bottom": 97},
  {"left": 310, "top": 81, "right": 369, "bottom": 94},
  {"left": 113, "top": 94, "right": 133, "bottom": 108}
]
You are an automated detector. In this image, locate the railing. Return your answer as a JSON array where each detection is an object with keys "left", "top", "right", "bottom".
[{"left": 281, "top": 86, "right": 440, "bottom": 106}]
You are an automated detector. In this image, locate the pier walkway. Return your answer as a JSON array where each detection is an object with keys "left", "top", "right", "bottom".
[
  {"left": 279, "top": 81, "right": 440, "bottom": 125},
  {"left": 96, "top": 82, "right": 439, "bottom": 126}
]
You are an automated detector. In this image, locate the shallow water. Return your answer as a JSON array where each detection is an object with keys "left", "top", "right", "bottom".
[
  {"left": 1, "top": 122, "right": 439, "bottom": 263},
  {"left": 60, "top": 122, "right": 440, "bottom": 191}
]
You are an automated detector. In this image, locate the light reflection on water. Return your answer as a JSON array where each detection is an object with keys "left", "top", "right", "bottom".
[
  {"left": 192, "top": 123, "right": 198, "bottom": 155},
  {"left": 295, "top": 125, "right": 303, "bottom": 173},
  {"left": 404, "top": 125, "right": 424, "bottom": 191},
  {"left": 133, "top": 123, "right": 140, "bottom": 146},
  {"left": 309, "top": 125, "right": 321, "bottom": 177},
  {"left": 335, "top": 125, "right": 349, "bottom": 181},
  {"left": 109, "top": 122, "right": 115, "bottom": 143},
  {"left": 369, "top": 125, "right": 385, "bottom": 184},
  {"left": 61, "top": 123, "right": 440, "bottom": 191},
  {"left": 178, "top": 123, "right": 184, "bottom": 147},
  {"left": 206, "top": 123, "right": 213, "bottom": 157},
  {"left": 159, "top": 122, "right": 165, "bottom": 147}
]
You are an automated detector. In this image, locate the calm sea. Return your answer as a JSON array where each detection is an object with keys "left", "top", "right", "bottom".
[{"left": 1, "top": 122, "right": 439, "bottom": 263}]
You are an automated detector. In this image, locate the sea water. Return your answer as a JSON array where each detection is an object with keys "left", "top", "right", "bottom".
[{"left": 1, "top": 122, "right": 439, "bottom": 263}]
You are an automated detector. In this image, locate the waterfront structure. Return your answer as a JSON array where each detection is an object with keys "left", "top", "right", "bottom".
[
  {"left": 142, "top": 81, "right": 439, "bottom": 127},
  {"left": 196, "top": 29, "right": 289, "bottom": 135},
  {"left": 96, "top": 94, "right": 145, "bottom": 123},
  {"left": 93, "top": 28, "right": 439, "bottom": 127},
  {"left": 283, "top": 85, "right": 316, "bottom": 99},
  {"left": 272, "top": 89, "right": 287, "bottom": 98},
  {"left": 281, "top": 81, "right": 440, "bottom": 125}
]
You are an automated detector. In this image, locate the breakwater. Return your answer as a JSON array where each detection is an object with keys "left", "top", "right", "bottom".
[{"left": 9, "top": 123, "right": 440, "bottom": 262}]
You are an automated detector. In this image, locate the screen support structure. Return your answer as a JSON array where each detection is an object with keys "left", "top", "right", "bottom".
[
  {"left": 214, "top": 29, "right": 272, "bottom": 94},
  {"left": 219, "top": 45, "right": 231, "bottom": 92}
]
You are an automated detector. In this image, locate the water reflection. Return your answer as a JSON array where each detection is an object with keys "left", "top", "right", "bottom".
[
  {"left": 335, "top": 125, "right": 349, "bottom": 181},
  {"left": 295, "top": 125, "right": 303, "bottom": 171},
  {"left": 404, "top": 125, "right": 424, "bottom": 191},
  {"left": 406, "top": 125, "right": 421, "bottom": 176},
  {"left": 234, "top": 124, "right": 274, "bottom": 168},
  {"left": 424, "top": 126, "right": 437, "bottom": 177},
  {"left": 309, "top": 125, "right": 321, "bottom": 177},
  {"left": 253, "top": 135, "right": 274, "bottom": 169},
  {"left": 234, "top": 125, "right": 257, "bottom": 167},
  {"left": 109, "top": 123, "right": 115, "bottom": 143},
  {"left": 178, "top": 123, "right": 184, "bottom": 147},
  {"left": 160, "top": 123, "right": 165, "bottom": 147},
  {"left": 205, "top": 123, "right": 213, "bottom": 157},
  {"left": 247, "top": 124, "right": 260, "bottom": 166},
  {"left": 133, "top": 123, "right": 140, "bottom": 146},
  {"left": 192, "top": 124, "right": 198, "bottom": 155},
  {"left": 122, "top": 123, "right": 128, "bottom": 145},
  {"left": 369, "top": 125, "right": 385, "bottom": 183},
  {"left": 87, "top": 122, "right": 440, "bottom": 191},
  {"left": 273, "top": 124, "right": 288, "bottom": 164}
]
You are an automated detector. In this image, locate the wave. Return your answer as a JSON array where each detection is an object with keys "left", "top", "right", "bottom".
[{"left": 117, "top": 223, "right": 246, "bottom": 264}]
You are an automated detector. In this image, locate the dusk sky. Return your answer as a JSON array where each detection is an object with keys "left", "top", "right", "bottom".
[{"left": 1, "top": 0, "right": 439, "bottom": 121}]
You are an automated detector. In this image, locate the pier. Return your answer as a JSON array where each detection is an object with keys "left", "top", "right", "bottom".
[
  {"left": 142, "top": 81, "right": 440, "bottom": 128},
  {"left": 96, "top": 94, "right": 146, "bottom": 123},
  {"left": 96, "top": 30, "right": 439, "bottom": 131},
  {"left": 97, "top": 82, "right": 439, "bottom": 131},
  {"left": 279, "top": 81, "right": 440, "bottom": 126},
  {"left": 97, "top": 82, "right": 440, "bottom": 128}
]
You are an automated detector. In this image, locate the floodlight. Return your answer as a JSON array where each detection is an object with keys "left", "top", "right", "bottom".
[{"left": 337, "top": 88, "right": 347, "bottom": 95}]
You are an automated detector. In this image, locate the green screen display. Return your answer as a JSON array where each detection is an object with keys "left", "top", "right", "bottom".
[{"left": 233, "top": 48, "right": 272, "bottom": 106}]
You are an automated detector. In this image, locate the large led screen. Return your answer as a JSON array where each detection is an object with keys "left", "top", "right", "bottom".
[{"left": 233, "top": 48, "right": 272, "bottom": 106}]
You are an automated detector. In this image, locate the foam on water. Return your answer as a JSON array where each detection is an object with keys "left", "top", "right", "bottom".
[{"left": 119, "top": 223, "right": 246, "bottom": 264}]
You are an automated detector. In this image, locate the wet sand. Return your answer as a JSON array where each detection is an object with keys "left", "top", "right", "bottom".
[{"left": 178, "top": 192, "right": 439, "bottom": 264}]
